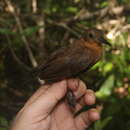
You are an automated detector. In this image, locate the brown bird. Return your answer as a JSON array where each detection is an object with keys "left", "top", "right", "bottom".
[{"left": 32, "top": 28, "right": 110, "bottom": 107}]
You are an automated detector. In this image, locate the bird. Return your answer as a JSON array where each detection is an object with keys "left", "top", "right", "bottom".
[{"left": 32, "top": 28, "right": 111, "bottom": 107}]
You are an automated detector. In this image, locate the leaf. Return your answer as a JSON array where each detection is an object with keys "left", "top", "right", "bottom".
[
  {"left": 0, "top": 116, "right": 8, "bottom": 130},
  {"left": 103, "top": 62, "right": 113, "bottom": 73},
  {"left": 94, "top": 117, "right": 112, "bottom": 130},
  {"left": 66, "top": 7, "right": 78, "bottom": 13},
  {"left": 0, "top": 28, "right": 16, "bottom": 35},
  {"left": 100, "top": 1, "right": 109, "bottom": 8},
  {"left": 22, "top": 25, "right": 44, "bottom": 36},
  {"left": 96, "top": 75, "right": 114, "bottom": 99},
  {"left": 101, "top": 116, "right": 112, "bottom": 129}
]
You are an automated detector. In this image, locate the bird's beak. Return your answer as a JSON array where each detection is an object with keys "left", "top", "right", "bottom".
[{"left": 99, "top": 37, "right": 111, "bottom": 46}]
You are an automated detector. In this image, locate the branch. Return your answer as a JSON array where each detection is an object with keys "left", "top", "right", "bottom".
[
  {"left": 51, "top": 5, "right": 130, "bottom": 26},
  {"left": 35, "top": 14, "right": 47, "bottom": 58},
  {"left": 58, "top": 7, "right": 109, "bottom": 25},
  {"left": 4, "top": 0, "right": 38, "bottom": 67},
  {"left": 47, "top": 19, "right": 81, "bottom": 38},
  {"left": 31, "top": 0, "right": 37, "bottom": 13},
  {"left": 6, "top": 35, "right": 32, "bottom": 71}
]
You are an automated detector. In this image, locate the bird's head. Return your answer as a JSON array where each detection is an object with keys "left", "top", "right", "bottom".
[{"left": 83, "top": 28, "right": 111, "bottom": 46}]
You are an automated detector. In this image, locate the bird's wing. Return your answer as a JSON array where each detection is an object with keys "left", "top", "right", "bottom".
[
  {"left": 35, "top": 44, "right": 93, "bottom": 83},
  {"left": 31, "top": 46, "right": 67, "bottom": 74}
]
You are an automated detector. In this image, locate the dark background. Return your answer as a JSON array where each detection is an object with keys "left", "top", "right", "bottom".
[{"left": 0, "top": 0, "right": 130, "bottom": 130}]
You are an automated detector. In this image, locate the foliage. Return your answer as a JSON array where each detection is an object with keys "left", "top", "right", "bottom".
[{"left": 0, "top": 0, "right": 130, "bottom": 130}]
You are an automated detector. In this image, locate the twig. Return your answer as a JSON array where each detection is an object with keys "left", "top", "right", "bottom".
[
  {"left": 32, "top": 0, "right": 37, "bottom": 13},
  {"left": 58, "top": 7, "right": 109, "bottom": 25},
  {"left": 60, "top": 24, "right": 80, "bottom": 38},
  {"left": 46, "top": 5, "right": 130, "bottom": 27},
  {"left": 6, "top": 35, "right": 32, "bottom": 71},
  {"left": 4, "top": 0, "right": 38, "bottom": 67},
  {"left": 47, "top": 19, "right": 81, "bottom": 38},
  {"left": 35, "top": 14, "right": 47, "bottom": 58}
]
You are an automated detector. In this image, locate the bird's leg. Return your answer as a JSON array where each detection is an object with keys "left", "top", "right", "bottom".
[
  {"left": 66, "top": 79, "right": 79, "bottom": 108},
  {"left": 66, "top": 90, "right": 76, "bottom": 108}
]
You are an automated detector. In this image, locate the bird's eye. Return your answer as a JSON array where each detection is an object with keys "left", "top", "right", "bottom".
[{"left": 88, "top": 33, "right": 94, "bottom": 38}]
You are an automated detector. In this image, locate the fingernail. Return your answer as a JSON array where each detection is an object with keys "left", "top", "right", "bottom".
[{"left": 67, "top": 79, "right": 79, "bottom": 91}]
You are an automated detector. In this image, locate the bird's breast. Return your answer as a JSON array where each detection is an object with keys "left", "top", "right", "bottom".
[{"left": 83, "top": 41, "right": 103, "bottom": 62}]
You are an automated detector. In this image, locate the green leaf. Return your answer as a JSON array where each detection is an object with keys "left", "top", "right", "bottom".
[
  {"left": 66, "top": 7, "right": 78, "bottom": 13},
  {"left": 103, "top": 62, "right": 113, "bottom": 73},
  {"left": 100, "top": 1, "right": 109, "bottom": 8},
  {"left": 101, "top": 116, "right": 112, "bottom": 129},
  {"left": 22, "top": 26, "right": 44, "bottom": 36},
  {"left": 96, "top": 75, "right": 114, "bottom": 98},
  {"left": 94, "top": 117, "right": 112, "bottom": 130},
  {"left": 0, "top": 116, "right": 8, "bottom": 130},
  {"left": 0, "top": 28, "right": 16, "bottom": 35}
]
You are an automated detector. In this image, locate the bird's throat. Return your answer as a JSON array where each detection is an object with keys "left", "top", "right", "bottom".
[{"left": 83, "top": 41, "right": 103, "bottom": 58}]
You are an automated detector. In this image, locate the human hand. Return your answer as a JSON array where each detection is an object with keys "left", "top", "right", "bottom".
[{"left": 10, "top": 79, "right": 100, "bottom": 130}]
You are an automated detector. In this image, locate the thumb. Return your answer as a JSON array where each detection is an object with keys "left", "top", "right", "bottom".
[{"left": 28, "top": 80, "right": 67, "bottom": 116}]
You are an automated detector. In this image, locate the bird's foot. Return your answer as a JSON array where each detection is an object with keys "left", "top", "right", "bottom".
[
  {"left": 66, "top": 90, "right": 76, "bottom": 108},
  {"left": 66, "top": 78, "right": 80, "bottom": 108}
]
